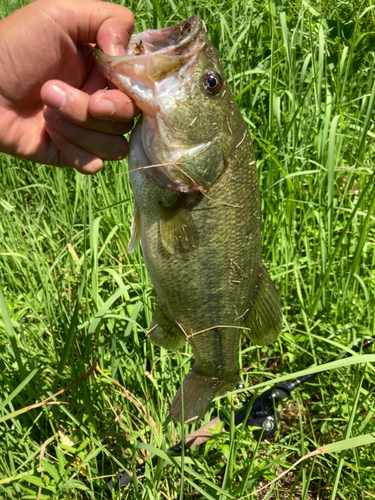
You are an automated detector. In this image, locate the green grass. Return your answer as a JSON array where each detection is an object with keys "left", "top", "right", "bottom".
[{"left": 1, "top": 0, "right": 375, "bottom": 499}]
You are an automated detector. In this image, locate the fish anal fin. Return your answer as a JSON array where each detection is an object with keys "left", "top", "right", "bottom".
[
  {"left": 149, "top": 302, "right": 186, "bottom": 350},
  {"left": 160, "top": 202, "right": 199, "bottom": 260},
  {"left": 244, "top": 266, "right": 282, "bottom": 345},
  {"left": 127, "top": 203, "right": 141, "bottom": 254}
]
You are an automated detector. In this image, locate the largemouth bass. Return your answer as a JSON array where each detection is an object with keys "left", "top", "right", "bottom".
[{"left": 94, "top": 16, "right": 282, "bottom": 423}]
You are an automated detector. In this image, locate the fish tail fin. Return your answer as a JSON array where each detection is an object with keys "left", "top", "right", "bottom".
[
  {"left": 170, "top": 370, "right": 217, "bottom": 423},
  {"left": 170, "top": 369, "right": 236, "bottom": 423}
]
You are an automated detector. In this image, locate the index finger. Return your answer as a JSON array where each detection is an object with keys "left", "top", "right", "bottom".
[{"left": 88, "top": 89, "right": 140, "bottom": 122}]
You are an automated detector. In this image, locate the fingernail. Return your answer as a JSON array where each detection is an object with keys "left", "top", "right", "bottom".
[
  {"left": 44, "top": 84, "right": 66, "bottom": 110},
  {"left": 115, "top": 44, "right": 126, "bottom": 56},
  {"left": 96, "top": 96, "right": 116, "bottom": 117},
  {"left": 111, "top": 36, "right": 126, "bottom": 56}
]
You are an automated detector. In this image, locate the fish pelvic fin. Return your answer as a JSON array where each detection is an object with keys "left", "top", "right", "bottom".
[
  {"left": 127, "top": 203, "right": 141, "bottom": 254},
  {"left": 170, "top": 368, "right": 237, "bottom": 423},
  {"left": 149, "top": 302, "right": 186, "bottom": 350},
  {"left": 160, "top": 201, "right": 199, "bottom": 260},
  {"left": 244, "top": 265, "right": 282, "bottom": 345}
]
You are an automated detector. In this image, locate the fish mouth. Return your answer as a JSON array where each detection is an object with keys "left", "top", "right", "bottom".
[
  {"left": 93, "top": 16, "right": 205, "bottom": 114},
  {"left": 127, "top": 16, "right": 203, "bottom": 63},
  {"left": 94, "top": 16, "right": 212, "bottom": 193}
]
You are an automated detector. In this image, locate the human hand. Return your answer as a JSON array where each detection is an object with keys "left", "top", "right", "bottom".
[{"left": 0, "top": 0, "right": 139, "bottom": 174}]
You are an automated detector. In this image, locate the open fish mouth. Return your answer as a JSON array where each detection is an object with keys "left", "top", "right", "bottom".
[
  {"left": 93, "top": 16, "right": 205, "bottom": 112},
  {"left": 93, "top": 16, "right": 214, "bottom": 193},
  {"left": 127, "top": 16, "right": 203, "bottom": 66}
]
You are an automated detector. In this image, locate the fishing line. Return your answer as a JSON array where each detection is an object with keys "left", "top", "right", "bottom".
[
  {"left": 106, "top": 335, "right": 374, "bottom": 490},
  {"left": 117, "top": 161, "right": 243, "bottom": 209}
]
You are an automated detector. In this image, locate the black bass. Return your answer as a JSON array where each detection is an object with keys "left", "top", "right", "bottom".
[{"left": 94, "top": 16, "right": 282, "bottom": 422}]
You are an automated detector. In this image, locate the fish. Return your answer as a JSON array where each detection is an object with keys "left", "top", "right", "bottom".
[{"left": 93, "top": 16, "right": 282, "bottom": 423}]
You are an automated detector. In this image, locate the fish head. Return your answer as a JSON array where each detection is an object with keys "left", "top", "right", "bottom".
[{"left": 94, "top": 16, "right": 244, "bottom": 192}]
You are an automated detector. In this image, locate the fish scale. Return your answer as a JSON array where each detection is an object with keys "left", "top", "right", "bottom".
[{"left": 94, "top": 15, "right": 282, "bottom": 422}]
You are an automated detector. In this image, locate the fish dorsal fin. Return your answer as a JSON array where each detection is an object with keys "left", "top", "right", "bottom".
[
  {"left": 149, "top": 302, "right": 186, "bottom": 350},
  {"left": 127, "top": 203, "right": 141, "bottom": 254},
  {"left": 243, "top": 266, "right": 282, "bottom": 345},
  {"left": 160, "top": 201, "right": 199, "bottom": 260}
]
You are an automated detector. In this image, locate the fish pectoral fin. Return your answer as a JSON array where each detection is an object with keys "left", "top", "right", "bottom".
[
  {"left": 149, "top": 302, "right": 186, "bottom": 350},
  {"left": 127, "top": 203, "right": 141, "bottom": 254},
  {"left": 243, "top": 266, "right": 282, "bottom": 345},
  {"left": 160, "top": 201, "right": 199, "bottom": 260}
]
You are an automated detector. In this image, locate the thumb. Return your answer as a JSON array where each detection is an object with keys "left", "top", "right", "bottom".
[{"left": 58, "top": 0, "right": 134, "bottom": 55}]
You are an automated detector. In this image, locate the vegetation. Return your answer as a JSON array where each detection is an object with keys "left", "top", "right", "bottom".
[{"left": 1, "top": 0, "right": 375, "bottom": 498}]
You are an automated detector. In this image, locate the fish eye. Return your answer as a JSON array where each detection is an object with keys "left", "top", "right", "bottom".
[{"left": 202, "top": 72, "right": 222, "bottom": 94}]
